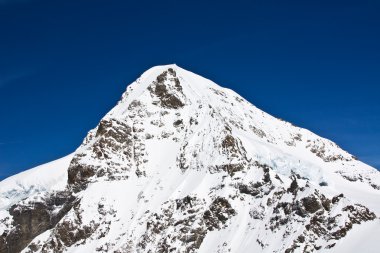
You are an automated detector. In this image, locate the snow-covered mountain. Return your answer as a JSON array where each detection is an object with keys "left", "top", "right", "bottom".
[{"left": 1, "top": 65, "right": 379, "bottom": 253}]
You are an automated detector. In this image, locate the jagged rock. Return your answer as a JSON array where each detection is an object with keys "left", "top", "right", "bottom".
[
  {"left": 332, "top": 193, "right": 344, "bottom": 204},
  {"left": 287, "top": 178, "right": 298, "bottom": 194},
  {"left": 148, "top": 70, "right": 184, "bottom": 109},
  {"left": 204, "top": 197, "right": 236, "bottom": 230},
  {"left": 0, "top": 192, "right": 76, "bottom": 253},
  {"left": 238, "top": 183, "right": 260, "bottom": 196},
  {"left": 302, "top": 196, "right": 322, "bottom": 214}
]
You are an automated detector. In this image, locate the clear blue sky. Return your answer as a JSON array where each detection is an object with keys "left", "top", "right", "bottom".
[{"left": 0, "top": 0, "right": 379, "bottom": 180}]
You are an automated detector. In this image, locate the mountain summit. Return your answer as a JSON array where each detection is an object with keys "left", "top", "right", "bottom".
[{"left": 1, "top": 65, "right": 379, "bottom": 253}]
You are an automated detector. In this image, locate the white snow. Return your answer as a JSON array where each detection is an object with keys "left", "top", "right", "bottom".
[
  {"left": 0, "top": 154, "right": 73, "bottom": 210},
  {"left": 326, "top": 219, "right": 380, "bottom": 253}
]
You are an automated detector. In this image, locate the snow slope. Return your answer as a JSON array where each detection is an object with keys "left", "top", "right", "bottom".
[
  {"left": 0, "top": 65, "right": 379, "bottom": 253},
  {"left": 0, "top": 154, "right": 73, "bottom": 210}
]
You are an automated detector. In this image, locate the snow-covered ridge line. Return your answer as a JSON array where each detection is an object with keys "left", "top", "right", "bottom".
[{"left": 0, "top": 154, "right": 73, "bottom": 210}]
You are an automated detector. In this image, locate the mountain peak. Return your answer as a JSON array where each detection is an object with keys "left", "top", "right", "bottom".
[
  {"left": 106, "top": 64, "right": 220, "bottom": 118},
  {"left": 1, "top": 66, "right": 379, "bottom": 253}
]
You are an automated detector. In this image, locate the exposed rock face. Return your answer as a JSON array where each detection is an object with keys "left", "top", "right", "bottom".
[
  {"left": 68, "top": 118, "right": 133, "bottom": 190},
  {"left": 148, "top": 68, "right": 185, "bottom": 109},
  {"left": 0, "top": 191, "right": 76, "bottom": 253},
  {"left": 0, "top": 65, "right": 379, "bottom": 253},
  {"left": 302, "top": 196, "right": 322, "bottom": 214},
  {"left": 23, "top": 201, "right": 104, "bottom": 253},
  {"left": 137, "top": 196, "right": 236, "bottom": 253}
]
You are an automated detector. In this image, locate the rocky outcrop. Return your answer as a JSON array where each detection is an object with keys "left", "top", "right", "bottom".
[
  {"left": 148, "top": 68, "right": 184, "bottom": 109},
  {"left": 67, "top": 118, "right": 134, "bottom": 191},
  {"left": 137, "top": 196, "right": 236, "bottom": 253},
  {"left": 0, "top": 191, "right": 76, "bottom": 253}
]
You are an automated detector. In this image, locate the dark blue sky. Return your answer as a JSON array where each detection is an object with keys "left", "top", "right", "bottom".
[{"left": 0, "top": 0, "right": 379, "bottom": 180}]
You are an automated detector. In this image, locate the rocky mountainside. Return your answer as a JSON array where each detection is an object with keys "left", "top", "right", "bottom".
[{"left": 1, "top": 65, "right": 379, "bottom": 253}]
